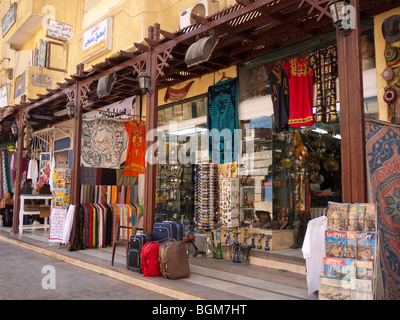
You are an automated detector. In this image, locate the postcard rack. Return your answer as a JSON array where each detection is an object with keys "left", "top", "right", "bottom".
[{"left": 319, "top": 202, "right": 379, "bottom": 300}]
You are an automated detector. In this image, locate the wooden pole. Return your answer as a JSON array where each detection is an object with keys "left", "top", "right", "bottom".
[
  {"left": 70, "top": 83, "right": 83, "bottom": 205},
  {"left": 11, "top": 109, "right": 25, "bottom": 234},
  {"left": 336, "top": 0, "right": 367, "bottom": 203},
  {"left": 143, "top": 26, "right": 159, "bottom": 235}
]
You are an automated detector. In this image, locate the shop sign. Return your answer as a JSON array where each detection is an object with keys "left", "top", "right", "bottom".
[
  {"left": 46, "top": 19, "right": 73, "bottom": 42},
  {"left": 2, "top": 2, "right": 17, "bottom": 37},
  {"left": 0, "top": 85, "right": 9, "bottom": 108},
  {"left": 83, "top": 96, "right": 136, "bottom": 119},
  {"left": 82, "top": 17, "right": 113, "bottom": 63},
  {"left": 14, "top": 72, "right": 25, "bottom": 99}
]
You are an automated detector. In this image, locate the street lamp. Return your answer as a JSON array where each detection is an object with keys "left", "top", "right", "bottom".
[
  {"left": 328, "top": 0, "right": 352, "bottom": 36},
  {"left": 66, "top": 102, "right": 76, "bottom": 119},
  {"left": 138, "top": 71, "right": 152, "bottom": 96},
  {"left": 11, "top": 122, "right": 19, "bottom": 137}
]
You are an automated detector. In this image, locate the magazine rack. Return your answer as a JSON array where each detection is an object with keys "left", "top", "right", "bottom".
[{"left": 319, "top": 202, "right": 379, "bottom": 300}]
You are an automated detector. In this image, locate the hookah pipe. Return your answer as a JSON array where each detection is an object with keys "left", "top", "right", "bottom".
[
  {"left": 224, "top": 229, "right": 233, "bottom": 260},
  {"left": 214, "top": 229, "right": 224, "bottom": 259},
  {"left": 265, "top": 235, "right": 272, "bottom": 251},
  {"left": 257, "top": 234, "right": 265, "bottom": 249},
  {"left": 244, "top": 233, "right": 250, "bottom": 244},
  {"left": 250, "top": 233, "right": 256, "bottom": 249},
  {"left": 232, "top": 231, "right": 241, "bottom": 263}
]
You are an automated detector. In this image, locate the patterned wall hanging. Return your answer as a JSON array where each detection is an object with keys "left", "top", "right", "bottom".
[{"left": 81, "top": 118, "right": 128, "bottom": 168}]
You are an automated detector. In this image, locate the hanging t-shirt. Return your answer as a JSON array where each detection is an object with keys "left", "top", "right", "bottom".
[
  {"left": 270, "top": 61, "right": 290, "bottom": 133},
  {"left": 123, "top": 120, "right": 146, "bottom": 177},
  {"left": 283, "top": 57, "right": 315, "bottom": 128}
]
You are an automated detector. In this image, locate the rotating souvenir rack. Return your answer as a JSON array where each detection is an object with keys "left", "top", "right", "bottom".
[{"left": 194, "top": 163, "right": 218, "bottom": 230}]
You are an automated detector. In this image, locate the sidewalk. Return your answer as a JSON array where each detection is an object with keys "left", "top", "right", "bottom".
[{"left": 0, "top": 226, "right": 315, "bottom": 300}]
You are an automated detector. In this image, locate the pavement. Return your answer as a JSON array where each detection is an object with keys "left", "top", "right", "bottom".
[{"left": 0, "top": 226, "right": 315, "bottom": 301}]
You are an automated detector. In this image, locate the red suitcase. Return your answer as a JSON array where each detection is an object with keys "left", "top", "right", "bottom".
[{"left": 140, "top": 241, "right": 161, "bottom": 277}]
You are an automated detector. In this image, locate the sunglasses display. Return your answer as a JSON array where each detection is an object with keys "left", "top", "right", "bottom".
[{"left": 194, "top": 163, "right": 219, "bottom": 230}]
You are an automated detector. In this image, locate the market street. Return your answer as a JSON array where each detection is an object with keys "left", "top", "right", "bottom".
[{"left": 0, "top": 239, "right": 173, "bottom": 300}]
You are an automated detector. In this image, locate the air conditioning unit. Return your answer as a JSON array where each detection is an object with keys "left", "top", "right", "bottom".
[{"left": 180, "top": 0, "right": 219, "bottom": 30}]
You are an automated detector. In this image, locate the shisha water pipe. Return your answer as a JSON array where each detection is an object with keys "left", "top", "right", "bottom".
[
  {"left": 214, "top": 229, "right": 224, "bottom": 259},
  {"left": 223, "top": 229, "right": 233, "bottom": 260},
  {"left": 232, "top": 231, "right": 241, "bottom": 263},
  {"left": 265, "top": 235, "right": 272, "bottom": 251},
  {"left": 257, "top": 234, "right": 265, "bottom": 249},
  {"left": 250, "top": 233, "right": 256, "bottom": 249}
]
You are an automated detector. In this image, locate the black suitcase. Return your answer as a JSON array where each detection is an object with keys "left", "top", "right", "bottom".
[{"left": 128, "top": 233, "right": 151, "bottom": 272}]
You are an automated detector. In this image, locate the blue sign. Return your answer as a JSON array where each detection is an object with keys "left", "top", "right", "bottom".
[{"left": 2, "top": 3, "right": 17, "bottom": 37}]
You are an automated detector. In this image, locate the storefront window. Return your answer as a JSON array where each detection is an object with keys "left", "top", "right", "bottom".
[
  {"left": 238, "top": 116, "right": 273, "bottom": 229},
  {"left": 156, "top": 96, "right": 208, "bottom": 226}
]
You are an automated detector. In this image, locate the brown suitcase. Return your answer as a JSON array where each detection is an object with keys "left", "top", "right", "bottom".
[{"left": 158, "top": 239, "right": 190, "bottom": 279}]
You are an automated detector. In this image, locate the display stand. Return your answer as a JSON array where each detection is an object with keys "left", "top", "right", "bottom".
[
  {"left": 319, "top": 202, "right": 378, "bottom": 300},
  {"left": 219, "top": 176, "right": 240, "bottom": 228}
]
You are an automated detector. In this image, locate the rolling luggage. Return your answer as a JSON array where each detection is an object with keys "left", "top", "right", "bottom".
[
  {"left": 153, "top": 221, "right": 183, "bottom": 242},
  {"left": 141, "top": 241, "right": 161, "bottom": 277},
  {"left": 159, "top": 239, "right": 190, "bottom": 280},
  {"left": 128, "top": 233, "right": 151, "bottom": 272}
]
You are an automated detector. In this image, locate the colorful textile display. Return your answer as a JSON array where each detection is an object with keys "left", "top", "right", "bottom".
[
  {"left": 80, "top": 184, "right": 138, "bottom": 205},
  {"left": 67, "top": 203, "right": 143, "bottom": 251},
  {"left": 123, "top": 120, "right": 146, "bottom": 177},
  {"left": 365, "top": 121, "right": 400, "bottom": 300},
  {"left": 308, "top": 45, "right": 338, "bottom": 124},
  {"left": 283, "top": 57, "right": 315, "bottom": 128},
  {"left": 207, "top": 77, "right": 240, "bottom": 163},
  {"left": 81, "top": 119, "right": 128, "bottom": 168}
]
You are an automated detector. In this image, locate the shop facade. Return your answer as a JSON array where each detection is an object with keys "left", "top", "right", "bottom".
[{"left": 0, "top": 0, "right": 399, "bottom": 300}]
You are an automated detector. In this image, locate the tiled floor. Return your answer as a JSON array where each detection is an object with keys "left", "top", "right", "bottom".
[{"left": 0, "top": 226, "right": 315, "bottom": 300}]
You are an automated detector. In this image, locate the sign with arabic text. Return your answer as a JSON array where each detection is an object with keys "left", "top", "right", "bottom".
[
  {"left": 82, "top": 17, "right": 113, "bottom": 63},
  {"left": 2, "top": 2, "right": 17, "bottom": 37},
  {"left": 46, "top": 19, "right": 73, "bottom": 42}
]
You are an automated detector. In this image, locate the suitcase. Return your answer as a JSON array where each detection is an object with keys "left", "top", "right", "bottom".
[
  {"left": 141, "top": 241, "right": 161, "bottom": 277},
  {"left": 153, "top": 221, "right": 183, "bottom": 242},
  {"left": 159, "top": 239, "right": 190, "bottom": 280},
  {"left": 128, "top": 233, "right": 151, "bottom": 272}
]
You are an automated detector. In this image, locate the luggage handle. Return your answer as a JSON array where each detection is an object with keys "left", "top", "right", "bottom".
[{"left": 156, "top": 237, "right": 176, "bottom": 243}]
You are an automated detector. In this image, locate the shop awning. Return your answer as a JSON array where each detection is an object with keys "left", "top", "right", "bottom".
[{"left": 0, "top": 0, "right": 397, "bottom": 139}]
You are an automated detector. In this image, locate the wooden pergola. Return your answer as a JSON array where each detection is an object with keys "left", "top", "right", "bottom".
[{"left": 1, "top": 0, "right": 397, "bottom": 234}]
